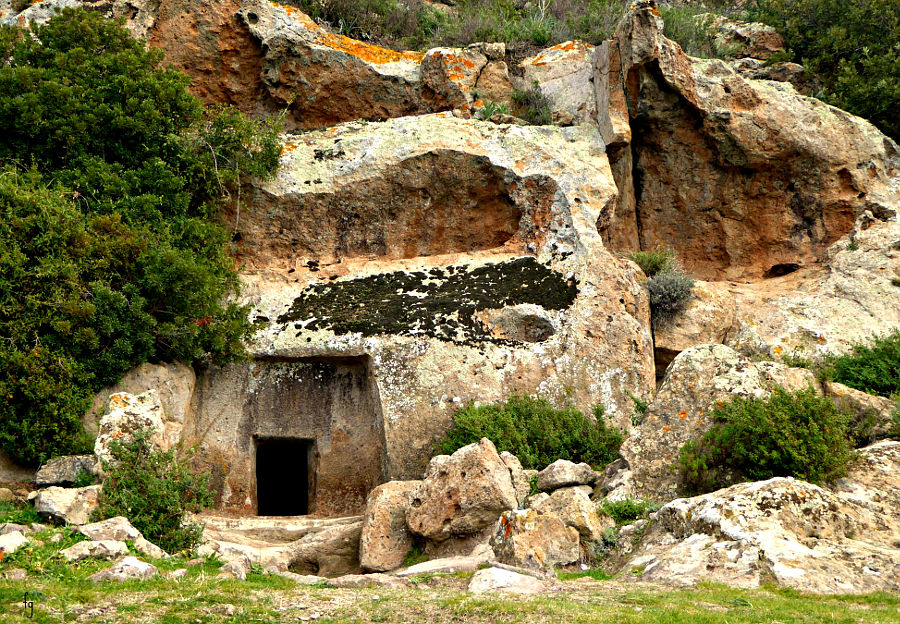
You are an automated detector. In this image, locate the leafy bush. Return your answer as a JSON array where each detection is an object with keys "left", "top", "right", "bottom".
[
  {"left": 93, "top": 428, "right": 213, "bottom": 553},
  {"left": 678, "top": 387, "right": 856, "bottom": 494},
  {"left": 647, "top": 269, "right": 694, "bottom": 327},
  {"left": 823, "top": 330, "right": 900, "bottom": 398},
  {"left": 437, "top": 395, "right": 622, "bottom": 470},
  {"left": 511, "top": 82, "right": 554, "bottom": 125},
  {"left": 746, "top": 0, "right": 900, "bottom": 141},
  {"left": 599, "top": 497, "right": 659, "bottom": 525},
  {"left": 629, "top": 248, "right": 678, "bottom": 278},
  {"left": 0, "top": 9, "right": 280, "bottom": 465}
]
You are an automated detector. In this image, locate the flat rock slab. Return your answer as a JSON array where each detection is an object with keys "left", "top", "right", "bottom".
[
  {"left": 61, "top": 540, "right": 128, "bottom": 563},
  {"left": 394, "top": 548, "right": 493, "bottom": 577},
  {"left": 468, "top": 567, "right": 548, "bottom": 595},
  {"left": 326, "top": 573, "right": 408, "bottom": 589}
]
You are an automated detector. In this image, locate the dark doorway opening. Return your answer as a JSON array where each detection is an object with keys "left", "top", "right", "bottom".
[{"left": 256, "top": 437, "right": 313, "bottom": 516}]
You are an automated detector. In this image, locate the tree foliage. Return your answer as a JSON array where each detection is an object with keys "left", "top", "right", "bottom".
[{"left": 0, "top": 9, "right": 281, "bottom": 466}]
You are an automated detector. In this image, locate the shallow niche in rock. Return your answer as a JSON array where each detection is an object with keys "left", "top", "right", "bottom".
[{"left": 474, "top": 304, "right": 556, "bottom": 342}]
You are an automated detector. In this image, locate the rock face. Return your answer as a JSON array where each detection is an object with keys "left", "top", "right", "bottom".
[
  {"left": 406, "top": 439, "right": 517, "bottom": 542},
  {"left": 620, "top": 344, "right": 817, "bottom": 502},
  {"left": 491, "top": 508, "right": 581, "bottom": 570},
  {"left": 359, "top": 480, "right": 419, "bottom": 572},
  {"left": 598, "top": 1, "right": 900, "bottom": 281},
  {"left": 94, "top": 391, "right": 168, "bottom": 464},
  {"left": 33, "top": 485, "right": 102, "bottom": 525},
  {"left": 35, "top": 455, "right": 98, "bottom": 487},
  {"left": 529, "top": 486, "right": 612, "bottom": 542},
  {"left": 619, "top": 442, "right": 900, "bottom": 594},
  {"left": 186, "top": 111, "right": 654, "bottom": 512},
  {"left": 519, "top": 41, "right": 597, "bottom": 125}
]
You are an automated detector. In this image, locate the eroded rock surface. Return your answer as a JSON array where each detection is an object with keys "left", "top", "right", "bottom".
[
  {"left": 619, "top": 442, "right": 900, "bottom": 594},
  {"left": 35, "top": 455, "right": 98, "bottom": 488},
  {"left": 359, "top": 480, "right": 419, "bottom": 572},
  {"left": 491, "top": 508, "right": 581, "bottom": 571},
  {"left": 95, "top": 391, "right": 168, "bottom": 464},
  {"left": 33, "top": 485, "right": 101, "bottom": 525}
]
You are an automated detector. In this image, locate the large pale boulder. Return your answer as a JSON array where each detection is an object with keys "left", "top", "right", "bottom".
[
  {"left": 535, "top": 460, "right": 599, "bottom": 492},
  {"left": 619, "top": 441, "right": 900, "bottom": 594},
  {"left": 35, "top": 455, "right": 98, "bottom": 487},
  {"left": 598, "top": 1, "right": 900, "bottom": 281},
  {"left": 490, "top": 508, "right": 581, "bottom": 570},
  {"left": 84, "top": 361, "right": 195, "bottom": 447},
  {"left": 407, "top": 439, "right": 517, "bottom": 542},
  {"left": 78, "top": 516, "right": 168, "bottom": 559},
  {"left": 94, "top": 391, "right": 167, "bottom": 465},
  {"left": 621, "top": 344, "right": 818, "bottom": 502},
  {"left": 359, "top": 480, "right": 420, "bottom": 572},
  {"left": 519, "top": 41, "right": 597, "bottom": 125},
  {"left": 32, "top": 485, "right": 101, "bottom": 525},
  {"left": 0, "top": 531, "right": 29, "bottom": 555}
]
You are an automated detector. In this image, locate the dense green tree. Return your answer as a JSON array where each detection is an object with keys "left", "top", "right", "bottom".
[{"left": 0, "top": 9, "right": 281, "bottom": 465}]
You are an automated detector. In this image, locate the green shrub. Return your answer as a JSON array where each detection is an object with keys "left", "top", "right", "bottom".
[
  {"left": 93, "top": 428, "right": 214, "bottom": 553},
  {"left": 647, "top": 269, "right": 694, "bottom": 327},
  {"left": 599, "top": 498, "right": 659, "bottom": 526},
  {"left": 437, "top": 395, "right": 622, "bottom": 470},
  {"left": 746, "top": 0, "right": 900, "bottom": 141},
  {"left": 823, "top": 330, "right": 900, "bottom": 398},
  {"left": 0, "top": 9, "right": 280, "bottom": 466},
  {"left": 629, "top": 248, "right": 679, "bottom": 278},
  {"left": 511, "top": 82, "right": 554, "bottom": 125},
  {"left": 678, "top": 386, "right": 856, "bottom": 494}
]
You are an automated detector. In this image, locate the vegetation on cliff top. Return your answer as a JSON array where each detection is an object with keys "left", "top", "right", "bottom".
[{"left": 0, "top": 9, "right": 281, "bottom": 466}]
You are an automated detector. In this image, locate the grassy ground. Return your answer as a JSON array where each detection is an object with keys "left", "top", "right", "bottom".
[{"left": 1, "top": 519, "right": 897, "bottom": 623}]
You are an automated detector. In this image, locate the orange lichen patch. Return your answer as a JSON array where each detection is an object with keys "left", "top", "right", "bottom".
[
  {"left": 281, "top": 141, "right": 299, "bottom": 153},
  {"left": 527, "top": 40, "right": 594, "bottom": 66},
  {"left": 695, "top": 419, "right": 703, "bottom": 425},
  {"left": 662, "top": 425, "right": 671, "bottom": 432},
  {"left": 678, "top": 410, "right": 687, "bottom": 419}
]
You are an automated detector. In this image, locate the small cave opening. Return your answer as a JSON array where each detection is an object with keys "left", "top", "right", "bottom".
[
  {"left": 763, "top": 263, "right": 802, "bottom": 278},
  {"left": 255, "top": 437, "right": 314, "bottom": 516}
]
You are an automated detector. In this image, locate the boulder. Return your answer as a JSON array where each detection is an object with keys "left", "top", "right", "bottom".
[
  {"left": 652, "top": 281, "right": 737, "bottom": 377},
  {"left": 467, "top": 566, "right": 548, "bottom": 595},
  {"left": 490, "top": 508, "right": 581, "bottom": 571},
  {"left": 0, "top": 522, "right": 28, "bottom": 535},
  {"left": 620, "top": 441, "right": 900, "bottom": 594},
  {"left": 0, "top": 487, "right": 13, "bottom": 502},
  {"left": 60, "top": 540, "right": 129, "bottom": 563},
  {"left": 85, "top": 361, "right": 195, "bottom": 447},
  {"left": 286, "top": 520, "right": 363, "bottom": 578},
  {"left": 825, "top": 382, "right": 899, "bottom": 442},
  {"left": 35, "top": 455, "right": 98, "bottom": 488},
  {"left": 394, "top": 544, "right": 494, "bottom": 577},
  {"left": 407, "top": 439, "right": 517, "bottom": 542},
  {"left": 94, "top": 391, "right": 167, "bottom": 465},
  {"left": 78, "top": 516, "right": 168, "bottom": 559},
  {"left": 709, "top": 15, "right": 785, "bottom": 60},
  {"left": 0, "top": 531, "right": 28, "bottom": 555},
  {"left": 359, "top": 480, "right": 420, "bottom": 572},
  {"left": 621, "top": 344, "right": 817, "bottom": 502},
  {"left": 599, "top": 1, "right": 900, "bottom": 282},
  {"left": 422, "top": 47, "right": 488, "bottom": 109},
  {"left": 218, "top": 554, "right": 251, "bottom": 580},
  {"left": 519, "top": 41, "right": 597, "bottom": 125},
  {"left": 33, "top": 485, "right": 102, "bottom": 525},
  {"left": 89, "top": 556, "right": 158, "bottom": 582},
  {"left": 529, "top": 486, "right": 612, "bottom": 542},
  {"left": 535, "top": 460, "right": 598, "bottom": 492}
]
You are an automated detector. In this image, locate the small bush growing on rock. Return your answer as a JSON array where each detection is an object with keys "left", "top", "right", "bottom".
[
  {"left": 93, "top": 428, "right": 213, "bottom": 553},
  {"left": 511, "top": 82, "right": 554, "bottom": 126},
  {"left": 678, "top": 386, "right": 856, "bottom": 494},
  {"left": 437, "top": 395, "right": 622, "bottom": 470},
  {"left": 822, "top": 330, "right": 900, "bottom": 398},
  {"left": 598, "top": 498, "right": 659, "bottom": 526},
  {"left": 629, "top": 248, "right": 678, "bottom": 278},
  {"left": 647, "top": 270, "right": 694, "bottom": 328}
]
